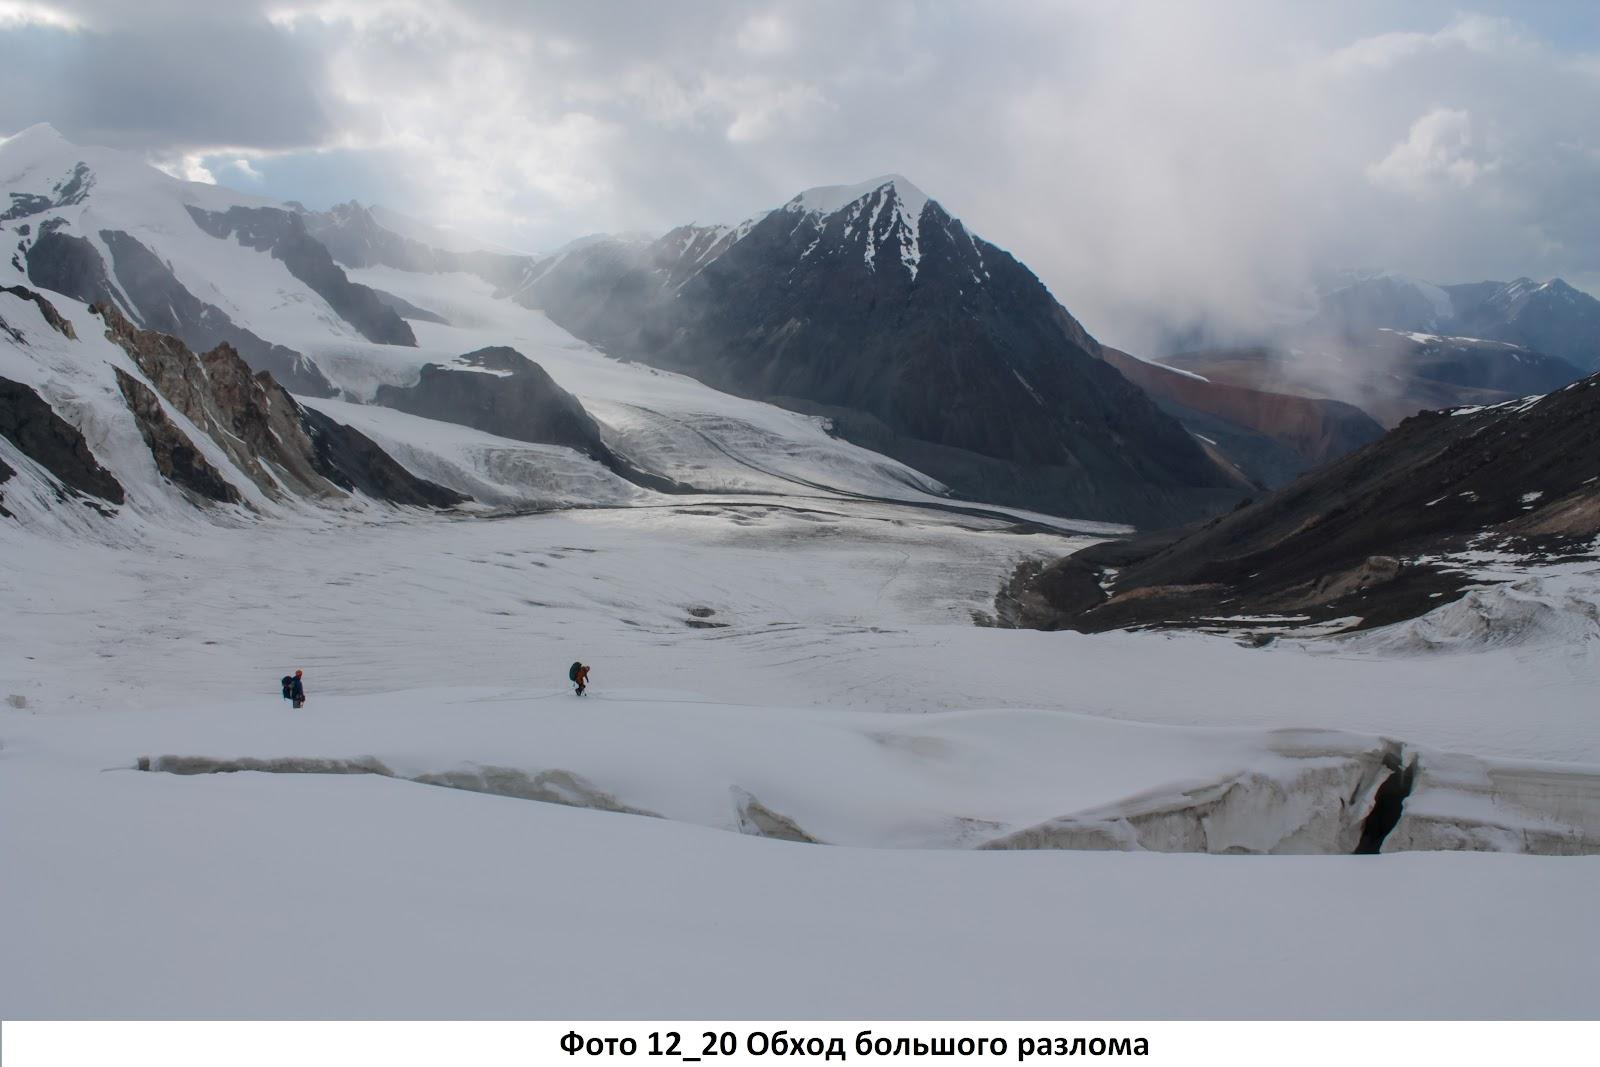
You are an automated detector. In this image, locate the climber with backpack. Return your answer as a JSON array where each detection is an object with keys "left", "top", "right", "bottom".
[
  {"left": 281, "top": 669, "right": 306, "bottom": 709},
  {"left": 569, "top": 661, "right": 590, "bottom": 697}
]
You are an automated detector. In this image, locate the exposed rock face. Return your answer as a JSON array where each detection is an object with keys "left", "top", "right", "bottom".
[
  {"left": 0, "top": 375, "right": 125, "bottom": 504},
  {"left": 0, "top": 284, "right": 76, "bottom": 339},
  {"left": 519, "top": 178, "right": 1243, "bottom": 526},
  {"left": 2, "top": 159, "right": 92, "bottom": 218},
  {"left": 95, "top": 303, "right": 461, "bottom": 509},
  {"left": 112, "top": 367, "right": 240, "bottom": 503},
  {"left": 300, "top": 406, "right": 466, "bottom": 509},
  {"left": 97, "top": 302, "right": 332, "bottom": 501},
  {"left": 1000, "top": 374, "right": 1600, "bottom": 633},
  {"left": 375, "top": 347, "right": 609, "bottom": 460},
  {"left": 1099, "top": 347, "right": 1383, "bottom": 486},
  {"left": 98, "top": 229, "right": 335, "bottom": 397},
  {"left": 0, "top": 454, "right": 14, "bottom": 516},
  {"left": 24, "top": 230, "right": 124, "bottom": 313},
  {"left": 185, "top": 204, "right": 417, "bottom": 346}
]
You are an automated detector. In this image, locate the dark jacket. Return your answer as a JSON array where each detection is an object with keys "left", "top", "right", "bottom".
[{"left": 290, "top": 676, "right": 306, "bottom": 702}]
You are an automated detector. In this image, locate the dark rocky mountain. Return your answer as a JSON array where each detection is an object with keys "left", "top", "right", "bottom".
[
  {"left": 514, "top": 177, "right": 1244, "bottom": 526},
  {"left": 1310, "top": 271, "right": 1600, "bottom": 373},
  {"left": 1308, "top": 271, "right": 1455, "bottom": 334},
  {"left": 186, "top": 205, "right": 417, "bottom": 347},
  {"left": 1097, "top": 347, "right": 1383, "bottom": 487},
  {"left": 1443, "top": 278, "right": 1600, "bottom": 372},
  {"left": 998, "top": 375, "right": 1600, "bottom": 634}
]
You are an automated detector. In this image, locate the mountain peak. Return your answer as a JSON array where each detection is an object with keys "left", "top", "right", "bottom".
[
  {"left": 2, "top": 122, "right": 68, "bottom": 148},
  {"left": 0, "top": 123, "right": 73, "bottom": 169},
  {"left": 786, "top": 174, "right": 931, "bottom": 219}
]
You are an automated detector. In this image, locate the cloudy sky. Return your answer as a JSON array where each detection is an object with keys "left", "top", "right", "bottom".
[{"left": 3, "top": 0, "right": 1597, "bottom": 352}]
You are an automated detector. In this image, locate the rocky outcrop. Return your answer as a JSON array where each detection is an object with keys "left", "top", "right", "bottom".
[
  {"left": 1001, "top": 374, "right": 1600, "bottom": 634},
  {"left": 24, "top": 229, "right": 125, "bottom": 315},
  {"left": 96, "top": 303, "right": 461, "bottom": 509},
  {"left": 300, "top": 406, "right": 466, "bottom": 509},
  {"left": 0, "top": 375, "right": 125, "bottom": 504},
  {"left": 98, "top": 229, "right": 335, "bottom": 397},
  {"left": 97, "top": 302, "right": 334, "bottom": 501},
  {"left": 376, "top": 348, "right": 608, "bottom": 459},
  {"left": 520, "top": 178, "right": 1244, "bottom": 526},
  {"left": 2, "top": 159, "right": 92, "bottom": 222},
  {"left": 0, "top": 454, "right": 14, "bottom": 516},
  {"left": 0, "top": 284, "right": 76, "bottom": 339},
  {"left": 186, "top": 204, "right": 416, "bottom": 346},
  {"left": 112, "top": 367, "right": 240, "bottom": 503}
]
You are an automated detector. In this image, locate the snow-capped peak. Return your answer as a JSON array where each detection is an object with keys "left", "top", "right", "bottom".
[
  {"left": 785, "top": 174, "right": 930, "bottom": 220},
  {"left": 785, "top": 175, "right": 934, "bottom": 279},
  {"left": 0, "top": 122, "right": 68, "bottom": 152}
]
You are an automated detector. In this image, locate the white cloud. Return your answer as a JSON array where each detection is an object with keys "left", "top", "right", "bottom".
[
  {"left": 735, "top": 11, "right": 793, "bottom": 56},
  {"left": 1367, "top": 108, "right": 1495, "bottom": 195},
  {"left": 0, "top": 1, "right": 81, "bottom": 30},
  {"left": 12, "top": 2, "right": 1600, "bottom": 350},
  {"left": 149, "top": 152, "right": 217, "bottom": 184}
]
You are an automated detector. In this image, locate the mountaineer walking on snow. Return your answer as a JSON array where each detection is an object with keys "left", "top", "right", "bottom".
[
  {"left": 281, "top": 669, "right": 306, "bottom": 709},
  {"left": 569, "top": 661, "right": 590, "bottom": 697}
]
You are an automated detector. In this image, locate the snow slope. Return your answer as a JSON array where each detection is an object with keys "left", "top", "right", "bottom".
[
  {"left": 4, "top": 764, "right": 1594, "bottom": 1019},
  {"left": 4, "top": 130, "right": 1599, "bottom": 1022},
  {"left": 3, "top": 128, "right": 1015, "bottom": 516},
  {"left": 1, "top": 125, "right": 368, "bottom": 348},
  {"left": 328, "top": 265, "right": 973, "bottom": 506},
  {"left": 4, "top": 471, "right": 1599, "bottom": 1016}
]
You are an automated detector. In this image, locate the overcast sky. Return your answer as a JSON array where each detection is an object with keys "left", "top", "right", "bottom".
[{"left": 3, "top": 0, "right": 1597, "bottom": 352}]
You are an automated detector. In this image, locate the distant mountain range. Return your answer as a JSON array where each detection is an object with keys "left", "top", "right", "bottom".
[
  {"left": 7, "top": 123, "right": 1597, "bottom": 534},
  {"left": 293, "top": 176, "right": 1273, "bottom": 524},
  {"left": 1155, "top": 271, "right": 1599, "bottom": 430},
  {"left": 1311, "top": 270, "right": 1600, "bottom": 372},
  {"left": 501, "top": 176, "right": 1255, "bottom": 525}
]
